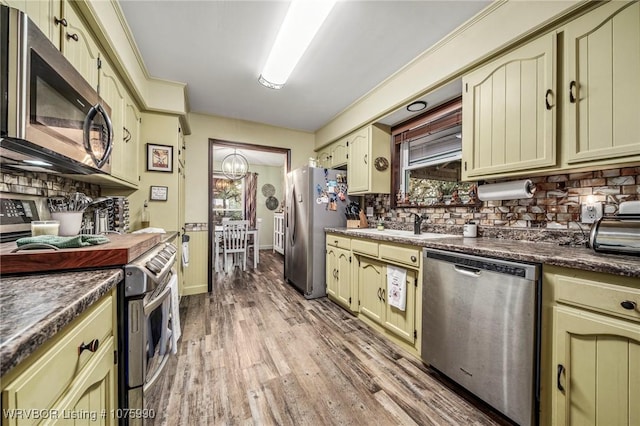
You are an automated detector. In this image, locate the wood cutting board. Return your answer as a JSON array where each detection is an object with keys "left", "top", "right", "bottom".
[{"left": 0, "top": 233, "right": 162, "bottom": 275}]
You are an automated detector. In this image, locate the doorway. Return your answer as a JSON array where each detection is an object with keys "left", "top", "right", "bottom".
[{"left": 208, "top": 139, "right": 290, "bottom": 290}]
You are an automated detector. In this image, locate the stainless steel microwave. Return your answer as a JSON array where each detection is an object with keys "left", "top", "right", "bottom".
[{"left": 0, "top": 5, "right": 113, "bottom": 175}]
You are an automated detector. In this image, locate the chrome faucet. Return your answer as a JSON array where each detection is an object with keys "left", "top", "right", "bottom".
[{"left": 412, "top": 213, "right": 428, "bottom": 235}]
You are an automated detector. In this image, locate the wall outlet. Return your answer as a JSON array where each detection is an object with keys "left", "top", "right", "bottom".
[
  {"left": 366, "top": 206, "right": 374, "bottom": 217},
  {"left": 581, "top": 203, "right": 603, "bottom": 224}
]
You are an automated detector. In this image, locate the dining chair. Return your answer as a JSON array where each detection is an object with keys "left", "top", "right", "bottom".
[
  {"left": 222, "top": 220, "right": 249, "bottom": 271},
  {"left": 248, "top": 218, "right": 262, "bottom": 268}
]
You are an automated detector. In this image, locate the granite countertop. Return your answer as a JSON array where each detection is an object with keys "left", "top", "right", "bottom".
[
  {"left": 326, "top": 227, "right": 640, "bottom": 278},
  {"left": 0, "top": 269, "right": 123, "bottom": 377}
]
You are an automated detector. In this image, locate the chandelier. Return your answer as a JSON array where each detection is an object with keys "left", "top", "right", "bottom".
[{"left": 221, "top": 149, "right": 248, "bottom": 180}]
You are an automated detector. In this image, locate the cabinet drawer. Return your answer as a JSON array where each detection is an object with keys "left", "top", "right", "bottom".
[
  {"left": 555, "top": 275, "right": 640, "bottom": 323},
  {"left": 379, "top": 244, "right": 420, "bottom": 269},
  {"left": 326, "top": 234, "right": 350, "bottom": 250},
  {"left": 2, "top": 293, "right": 114, "bottom": 418},
  {"left": 351, "top": 238, "right": 378, "bottom": 257}
]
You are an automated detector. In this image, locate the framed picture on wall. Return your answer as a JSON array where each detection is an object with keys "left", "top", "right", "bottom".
[
  {"left": 150, "top": 185, "right": 168, "bottom": 201},
  {"left": 147, "top": 143, "right": 173, "bottom": 173}
]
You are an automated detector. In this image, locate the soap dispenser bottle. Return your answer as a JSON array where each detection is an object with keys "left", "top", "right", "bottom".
[{"left": 141, "top": 200, "right": 150, "bottom": 228}]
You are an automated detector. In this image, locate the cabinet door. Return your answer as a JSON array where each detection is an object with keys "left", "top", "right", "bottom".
[
  {"left": 325, "top": 246, "right": 339, "bottom": 299},
  {"left": 5, "top": 0, "right": 62, "bottom": 49},
  {"left": 384, "top": 268, "right": 416, "bottom": 344},
  {"left": 335, "top": 248, "right": 352, "bottom": 310},
  {"left": 60, "top": 0, "right": 99, "bottom": 88},
  {"left": 99, "top": 58, "right": 126, "bottom": 181},
  {"left": 123, "top": 95, "right": 141, "bottom": 184},
  {"left": 358, "top": 257, "right": 385, "bottom": 324},
  {"left": 554, "top": 306, "right": 640, "bottom": 426},
  {"left": 316, "top": 146, "right": 332, "bottom": 168},
  {"left": 330, "top": 138, "right": 348, "bottom": 168},
  {"left": 347, "top": 127, "right": 370, "bottom": 192},
  {"left": 564, "top": 1, "right": 640, "bottom": 164},
  {"left": 462, "top": 32, "right": 557, "bottom": 179},
  {"left": 53, "top": 336, "right": 117, "bottom": 426}
]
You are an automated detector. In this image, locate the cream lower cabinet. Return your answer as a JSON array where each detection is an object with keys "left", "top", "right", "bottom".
[
  {"left": 543, "top": 266, "right": 640, "bottom": 426},
  {"left": 563, "top": 0, "right": 640, "bottom": 165},
  {"left": 1, "top": 291, "right": 117, "bottom": 426},
  {"left": 325, "top": 235, "right": 356, "bottom": 312}
]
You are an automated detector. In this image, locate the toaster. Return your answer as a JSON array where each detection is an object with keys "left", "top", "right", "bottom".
[{"left": 589, "top": 204, "right": 640, "bottom": 256}]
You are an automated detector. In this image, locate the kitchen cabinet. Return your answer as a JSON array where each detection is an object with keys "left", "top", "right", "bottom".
[
  {"left": 563, "top": 0, "right": 640, "bottom": 164},
  {"left": 1, "top": 290, "right": 117, "bottom": 426},
  {"left": 123, "top": 93, "right": 141, "bottom": 183},
  {"left": 326, "top": 235, "right": 355, "bottom": 311},
  {"left": 273, "top": 213, "right": 284, "bottom": 255},
  {"left": 462, "top": 32, "right": 557, "bottom": 180},
  {"left": 5, "top": 0, "right": 62, "bottom": 49},
  {"left": 347, "top": 124, "right": 391, "bottom": 194},
  {"left": 315, "top": 135, "right": 348, "bottom": 169},
  {"left": 542, "top": 266, "right": 640, "bottom": 426},
  {"left": 60, "top": 0, "right": 100, "bottom": 89}
]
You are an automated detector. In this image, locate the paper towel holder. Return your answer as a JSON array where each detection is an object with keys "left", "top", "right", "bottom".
[{"left": 477, "top": 179, "right": 537, "bottom": 201}]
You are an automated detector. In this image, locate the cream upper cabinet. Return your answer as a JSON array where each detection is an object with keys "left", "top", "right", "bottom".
[
  {"left": 99, "top": 57, "right": 126, "bottom": 180},
  {"left": 330, "top": 137, "right": 348, "bottom": 168},
  {"left": 5, "top": 0, "right": 63, "bottom": 49},
  {"left": 122, "top": 94, "right": 141, "bottom": 184},
  {"left": 315, "top": 145, "right": 332, "bottom": 168},
  {"left": 347, "top": 124, "right": 391, "bottom": 194},
  {"left": 60, "top": 0, "right": 99, "bottom": 88},
  {"left": 563, "top": 0, "right": 640, "bottom": 164},
  {"left": 462, "top": 32, "right": 557, "bottom": 180}
]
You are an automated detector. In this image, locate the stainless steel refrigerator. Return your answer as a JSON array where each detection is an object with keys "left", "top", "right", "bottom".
[{"left": 285, "top": 166, "right": 348, "bottom": 299}]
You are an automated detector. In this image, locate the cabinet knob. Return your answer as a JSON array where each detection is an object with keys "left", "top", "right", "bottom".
[
  {"left": 78, "top": 339, "right": 100, "bottom": 355},
  {"left": 410, "top": 255, "right": 417, "bottom": 263},
  {"left": 66, "top": 32, "right": 79, "bottom": 42},
  {"left": 54, "top": 16, "right": 68, "bottom": 27},
  {"left": 620, "top": 300, "right": 637, "bottom": 310}
]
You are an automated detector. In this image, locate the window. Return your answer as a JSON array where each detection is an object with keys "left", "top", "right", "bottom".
[{"left": 212, "top": 175, "right": 244, "bottom": 224}]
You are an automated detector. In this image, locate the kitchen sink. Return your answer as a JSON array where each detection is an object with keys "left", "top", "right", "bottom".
[{"left": 348, "top": 228, "right": 457, "bottom": 239}]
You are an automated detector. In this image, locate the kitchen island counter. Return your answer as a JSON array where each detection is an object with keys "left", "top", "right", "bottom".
[
  {"left": 326, "top": 227, "right": 640, "bottom": 278},
  {"left": 0, "top": 269, "right": 122, "bottom": 377}
]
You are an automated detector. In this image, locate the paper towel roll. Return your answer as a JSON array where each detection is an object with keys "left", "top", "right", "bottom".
[{"left": 477, "top": 179, "right": 536, "bottom": 201}]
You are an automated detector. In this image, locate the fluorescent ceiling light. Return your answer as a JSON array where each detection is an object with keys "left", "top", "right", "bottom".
[{"left": 259, "top": 0, "right": 337, "bottom": 89}]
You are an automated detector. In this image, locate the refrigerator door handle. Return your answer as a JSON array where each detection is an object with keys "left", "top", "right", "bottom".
[{"left": 290, "top": 187, "right": 297, "bottom": 244}]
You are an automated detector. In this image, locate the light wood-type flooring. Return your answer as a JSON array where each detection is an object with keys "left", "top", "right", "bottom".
[{"left": 148, "top": 251, "right": 513, "bottom": 425}]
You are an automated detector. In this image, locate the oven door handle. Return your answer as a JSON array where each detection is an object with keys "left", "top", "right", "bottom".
[
  {"left": 144, "top": 284, "right": 172, "bottom": 316},
  {"left": 142, "top": 346, "right": 171, "bottom": 393}
]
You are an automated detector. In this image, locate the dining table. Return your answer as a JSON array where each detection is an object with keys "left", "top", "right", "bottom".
[{"left": 214, "top": 225, "right": 259, "bottom": 272}]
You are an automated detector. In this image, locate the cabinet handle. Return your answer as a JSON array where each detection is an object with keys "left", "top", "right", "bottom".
[
  {"left": 569, "top": 81, "right": 577, "bottom": 103},
  {"left": 54, "top": 16, "right": 68, "bottom": 27},
  {"left": 557, "top": 364, "right": 565, "bottom": 392},
  {"left": 410, "top": 255, "right": 417, "bottom": 263},
  {"left": 335, "top": 269, "right": 339, "bottom": 280},
  {"left": 381, "top": 288, "right": 386, "bottom": 302},
  {"left": 545, "top": 89, "right": 553, "bottom": 110},
  {"left": 66, "top": 32, "right": 79, "bottom": 42},
  {"left": 363, "top": 154, "right": 368, "bottom": 164},
  {"left": 78, "top": 339, "right": 100, "bottom": 355},
  {"left": 620, "top": 300, "right": 637, "bottom": 310},
  {"left": 377, "top": 288, "right": 382, "bottom": 301}
]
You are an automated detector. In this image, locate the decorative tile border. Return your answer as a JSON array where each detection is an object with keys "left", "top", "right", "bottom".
[{"left": 0, "top": 169, "right": 100, "bottom": 198}]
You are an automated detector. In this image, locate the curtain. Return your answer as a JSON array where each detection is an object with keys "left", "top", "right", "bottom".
[{"left": 244, "top": 172, "right": 258, "bottom": 227}]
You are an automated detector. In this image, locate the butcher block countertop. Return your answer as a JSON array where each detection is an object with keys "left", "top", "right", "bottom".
[
  {"left": 0, "top": 269, "right": 123, "bottom": 377},
  {"left": 0, "top": 233, "right": 162, "bottom": 275}
]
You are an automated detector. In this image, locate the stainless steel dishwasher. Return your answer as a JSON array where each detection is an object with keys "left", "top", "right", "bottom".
[{"left": 422, "top": 248, "right": 540, "bottom": 426}]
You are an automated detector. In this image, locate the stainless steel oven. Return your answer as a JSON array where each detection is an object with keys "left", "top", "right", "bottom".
[
  {"left": 0, "top": 5, "right": 113, "bottom": 175},
  {"left": 120, "top": 242, "right": 178, "bottom": 425}
]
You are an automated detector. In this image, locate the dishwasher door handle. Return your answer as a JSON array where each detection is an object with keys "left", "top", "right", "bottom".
[{"left": 453, "top": 265, "right": 482, "bottom": 278}]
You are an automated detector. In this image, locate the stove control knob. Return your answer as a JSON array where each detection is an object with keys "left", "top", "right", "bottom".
[
  {"left": 146, "top": 259, "right": 162, "bottom": 274},
  {"left": 164, "top": 244, "right": 177, "bottom": 254}
]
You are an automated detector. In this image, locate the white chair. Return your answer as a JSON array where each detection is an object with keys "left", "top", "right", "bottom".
[
  {"left": 222, "top": 220, "right": 249, "bottom": 272},
  {"left": 248, "top": 218, "right": 262, "bottom": 268}
]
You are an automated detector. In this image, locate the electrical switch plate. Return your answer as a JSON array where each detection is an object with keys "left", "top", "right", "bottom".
[
  {"left": 581, "top": 203, "right": 603, "bottom": 224},
  {"left": 366, "top": 206, "right": 374, "bottom": 217}
]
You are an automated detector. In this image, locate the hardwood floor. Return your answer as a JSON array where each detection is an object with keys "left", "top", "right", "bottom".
[{"left": 148, "top": 251, "right": 513, "bottom": 425}]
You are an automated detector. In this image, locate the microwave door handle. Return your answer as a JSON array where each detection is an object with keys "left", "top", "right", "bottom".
[{"left": 83, "top": 103, "right": 113, "bottom": 168}]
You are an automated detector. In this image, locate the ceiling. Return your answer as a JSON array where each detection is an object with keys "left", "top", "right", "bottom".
[{"left": 119, "top": 0, "right": 490, "bottom": 133}]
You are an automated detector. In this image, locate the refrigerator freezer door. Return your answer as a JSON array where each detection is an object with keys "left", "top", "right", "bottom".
[{"left": 285, "top": 167, "right": 310, "bottom": 294}]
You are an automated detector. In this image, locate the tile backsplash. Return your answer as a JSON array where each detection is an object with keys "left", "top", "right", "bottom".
[
  {"left": 0, "top": 169, "right": 100, "bottom": 198},
  {"left": 365, "top": 166, "right": 639, "bottom": 242}
]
